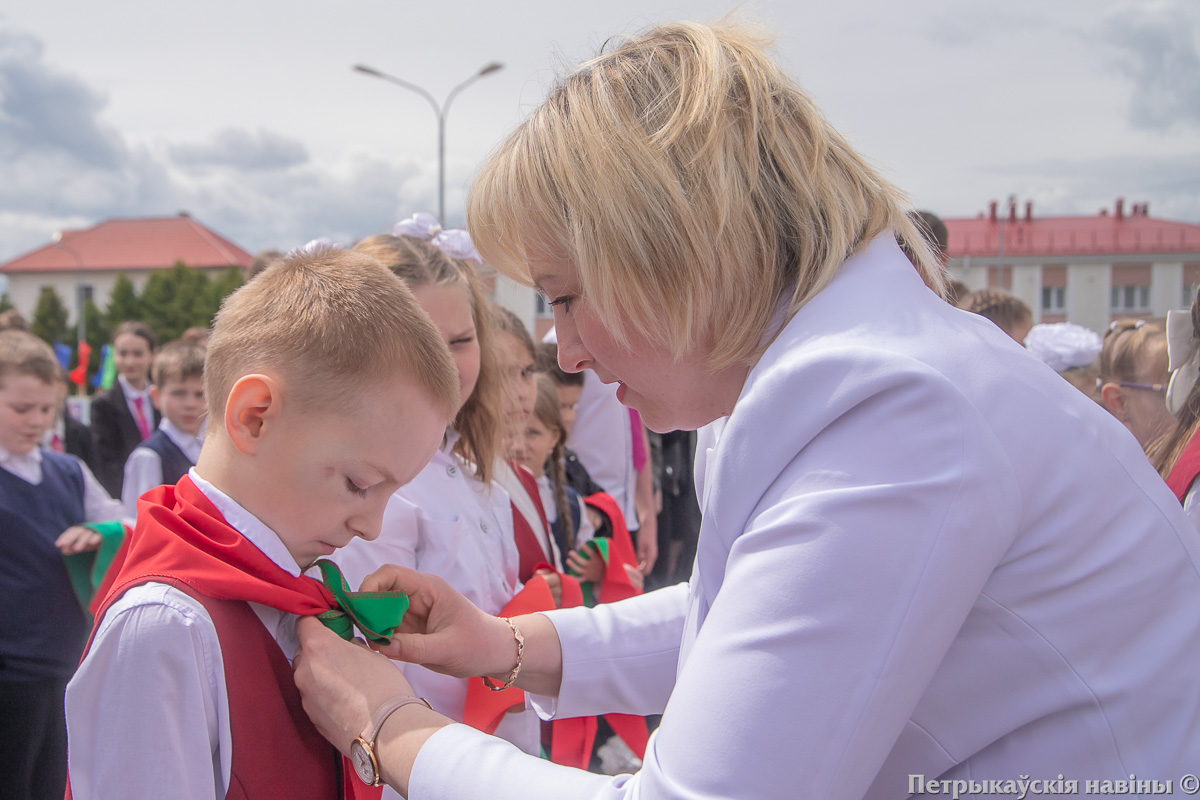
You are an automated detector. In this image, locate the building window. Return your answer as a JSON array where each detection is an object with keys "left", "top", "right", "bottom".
[
  {"left": 1111, "top": 285, "right": 1150, "bottom": 313},
  {"left": 1042, "top": 286, "right": 1065, "bottom": 313}
]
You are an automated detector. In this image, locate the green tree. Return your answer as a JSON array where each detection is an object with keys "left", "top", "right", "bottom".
[
  {"left": 203, "top": 267, "right": 245, "bottom": 323},
  {"left": 105, "top": 273, "right": 141, "bottom": 329},
  {"left": 139, "top": 262, "right": 199, "bottom": 342},
  {"left": 0, "top": 293, "right": 12, "bottom": 314},
  {"left": 78, "top": 297, "right": 110, "bottom": 388},
  {"left": 31, "top": 286, "right": 69, "bottom": 345}
]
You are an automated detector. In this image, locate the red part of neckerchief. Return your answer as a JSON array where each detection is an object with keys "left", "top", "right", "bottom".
[
  {"left": 461, "top": 572, "right": 581, "bottom": 735},
  {"left": 95, "top": 475, "right": 339, "bottom": 615},
  {"left": 509, "top": 461, "right": 555, "bottom": 583},
  {"left": 1166, "top": 431, "right": 1200, "bottom": 502},
  {"left": 584, "top": 492, "right": 642, "bottom": 605},
  {"left": 81, "top": 474, "right": 379, "bottom": 800}
]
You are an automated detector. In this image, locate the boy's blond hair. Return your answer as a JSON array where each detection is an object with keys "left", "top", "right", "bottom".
[
  {"left": 204, "top": 247, "right": 459, "bottom": 422},
  {"left": 0, "top": 330, "right": 60, "bottom": 388},
  {"left": 151, "top": 340, "right": 207, "bottom": 388},
  {"left": 467, "top": 19, "right": 945, "bottom": 371}
]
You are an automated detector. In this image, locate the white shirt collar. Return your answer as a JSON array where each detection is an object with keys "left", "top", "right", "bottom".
[
  {"left": 117, "top": 373, "right": 151, "bottom": 400},
  {"left": 160, "top": 419, "right": 205, "bottom": 463},
  {"left": 0, "top": 444, "right": 42, "bottom": 484},
  {"left": 187, "top": 468, "right": 304, "bottom": 577}
]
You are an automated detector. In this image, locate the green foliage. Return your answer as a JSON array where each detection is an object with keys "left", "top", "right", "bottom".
[
  {"left": 80, "top": 298, "right": 109, "bottom": 379},
  {"left": 105, "top": 273, "right": 141, "bottom": 329},
  {"left": 204, "top": 267, "right": 244, "bottom": 323},
  {"left": 139, "top": 261, "right": 212, "bottom": 342},
  {"left": 0, "top": 293, "right": 12, "bottom": 313},
  {"left": 31, "top": 286, "right": 69, "bottom": 345}
]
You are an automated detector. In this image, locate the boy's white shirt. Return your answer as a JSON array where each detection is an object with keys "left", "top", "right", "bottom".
[
  {"left": 120, "top": 418, "right": 205, "bottom": 518},
  {"left": 65, "top": 469, "right": 303, "bottom": 800},
  {"left": 0, "top": 443, "right": 125, "bottom": 524}
]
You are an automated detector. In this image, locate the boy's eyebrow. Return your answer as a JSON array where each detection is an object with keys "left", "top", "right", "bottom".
[{"left": 365, "top": 461, "right": 398, "bottom": 485}]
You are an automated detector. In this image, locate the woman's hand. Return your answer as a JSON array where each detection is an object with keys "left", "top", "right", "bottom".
[
  {"left": 566, "top": 543, "right": 605, "bottom": 584},
  {"left": 292, "top": 618, "right": 412, "bottom": 757},
  {"left": 293, "top": 618, "right": 451, "bottom": 796},
  {"left": 56, "top": 525, "right": 101, "bottom": 555},
  {"left": 360, "top": 564, "right": 522, "bottom": 679}
]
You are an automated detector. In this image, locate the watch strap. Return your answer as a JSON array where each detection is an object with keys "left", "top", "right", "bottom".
[{"left": 362, "top": 694, "right": 433, "bottom": 745}]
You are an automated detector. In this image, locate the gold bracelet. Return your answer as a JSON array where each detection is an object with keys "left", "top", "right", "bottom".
[{"left": 481, "top": 617, "right": 524, "bottom": 691}]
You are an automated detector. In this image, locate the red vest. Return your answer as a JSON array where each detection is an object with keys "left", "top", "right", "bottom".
[{"left": 73, "top": 578, "right": 344, "bottom": 800}]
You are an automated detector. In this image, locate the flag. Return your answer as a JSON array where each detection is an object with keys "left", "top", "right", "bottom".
[
  {"left": 93, "top": 344, "right": 116, "bottom": 389},
  {"left": 68, "top": 340, "right": 91, "bottom": 388},
  {"left": 53, "top": 341, "right": 72, "bottom": 370}
]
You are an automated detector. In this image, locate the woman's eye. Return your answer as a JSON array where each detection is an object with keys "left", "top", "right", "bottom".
[
  {"left": 346, "top": 478, "right": 369, "bottom": 498},
  {"left": 548, "top": 296, "right": 573, "bottom": 313}
]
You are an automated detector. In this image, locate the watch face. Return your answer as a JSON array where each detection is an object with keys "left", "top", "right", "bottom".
[{"left": 350, "top": 739, "right": 377, "bottom": 785}]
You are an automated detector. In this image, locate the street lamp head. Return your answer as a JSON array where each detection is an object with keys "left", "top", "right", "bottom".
[
  {"left": 353, "top": 64, "right": 385, "bottom": 78},
  {"left": 479, "top": 62, "right": 504, "bottom": 77}
]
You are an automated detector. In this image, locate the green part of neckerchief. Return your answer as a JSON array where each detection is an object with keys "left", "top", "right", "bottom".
[
  {"left": 567, "top": 537, "right": 611, "bottom": 608},
  {"left": 314, "top": 559, "right": 409, "bottom": 644},
  {"left": 63, "top": 520, "right": 128, "bottom": 618}
]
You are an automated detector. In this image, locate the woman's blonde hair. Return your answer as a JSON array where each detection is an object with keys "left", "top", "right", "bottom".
[
  {"left": 353, "top": 234, "right": 505, "bottom": 483},
  {"left": 1151, "top": 291, "right": 1200, "bottom": 478},
  {"left": 468, "top": 19, "right": 943, "bottom": 370}
]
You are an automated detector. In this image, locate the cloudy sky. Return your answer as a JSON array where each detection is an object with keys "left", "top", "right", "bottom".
[{"left": 1, "top": 0, "right": 1198, "bottom": 262}]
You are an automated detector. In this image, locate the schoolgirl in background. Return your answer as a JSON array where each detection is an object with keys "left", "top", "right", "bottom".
[{"left": 90, "top": 321, "right": 159, "bottom": 497}]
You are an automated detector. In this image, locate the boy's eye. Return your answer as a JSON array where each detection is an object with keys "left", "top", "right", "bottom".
[{"left": 345, "top": 477, "right": 369, "bottom": 498}]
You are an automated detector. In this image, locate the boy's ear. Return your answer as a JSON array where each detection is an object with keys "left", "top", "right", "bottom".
[
  {"left": 149, "top": 384, "right": 162, "bottom": 412},
  {"left": 224, "top": 374, "right": 282, "bottom": 455}
]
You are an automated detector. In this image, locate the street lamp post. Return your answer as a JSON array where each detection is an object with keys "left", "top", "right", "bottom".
[{"left": 353, "top": 61, "right": 503, "bottom": 224}]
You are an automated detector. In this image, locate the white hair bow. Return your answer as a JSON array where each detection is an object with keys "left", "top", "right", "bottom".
[
  {"left": 392, "top": 212, "right": 482, "bottom": 264},
  {"left": 1165, "top": 309, "right": 1199, "bottom": 416}
]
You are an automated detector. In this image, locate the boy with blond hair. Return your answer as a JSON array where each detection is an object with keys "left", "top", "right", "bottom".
[
  {"left": 120, "top": 340, "right": 207, "bottom": 518},
  {"left": 65, "top": 248, "right": 459, "bottom": 800},
  {"left": 0, "top": 330, "right": 124, "bottom": 800}
]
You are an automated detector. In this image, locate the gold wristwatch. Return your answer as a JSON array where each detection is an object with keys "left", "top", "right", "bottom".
[{"left": 349, "top": 695, "right": 432, "bottom": 786}]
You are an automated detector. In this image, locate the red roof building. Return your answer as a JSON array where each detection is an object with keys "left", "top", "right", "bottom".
[
  {"left": 0, "top": 214, "right": 252, "bottom": 323},
  {"left": 945, "top": 199, "right": 1200, "bottom": 333}
]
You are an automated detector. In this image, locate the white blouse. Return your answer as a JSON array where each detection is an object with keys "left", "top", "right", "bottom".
[{"left": 405, "top": 234, "right": 1200, "bottom": 800}]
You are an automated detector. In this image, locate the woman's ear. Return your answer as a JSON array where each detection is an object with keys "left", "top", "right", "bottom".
[
  {"left": 1100, "top": 381, "right": 1128, "bottom": 422},
  {"left": 224, "top": 374, "right": 283, "bottom": 455}
]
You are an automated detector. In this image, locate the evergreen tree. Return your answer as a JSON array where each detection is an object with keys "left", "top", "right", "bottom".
[
  {"left": 105, "top": 273, "right": 141, "bottom": 329},
  {"left": 0, "top": 293, "right": 12, "bottom": 314},
  {"left": 31, "top": 287, "right": 69, "bottom": 345},
  {"left": 203, "top": 267, "right": 245, "bottom": 323},
  {"left": 80, "top": 298, "right": 109, "bottom": 385}
]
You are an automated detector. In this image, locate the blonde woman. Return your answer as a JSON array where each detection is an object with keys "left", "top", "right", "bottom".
[{"left": 295, "top": 20, "right": 1200, "bottom": 799}]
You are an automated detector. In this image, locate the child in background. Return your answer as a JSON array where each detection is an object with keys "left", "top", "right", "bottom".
[
  {"left": 121, "top": 341, "right": 207, "bottom": 519},
  {"left": 339, "top": 229, "right": 534, "bottom": 757},
  {"left": 43, "top": 367, "right": 99, "bottom": 475},
  {"left": 1025, "top": 322, "right": 1104, "bottom": 402},
  {"left": 521, "top": 374, "right": 601, "bottom": 583},
  {"left": 957, "top": 288, "right": 1034, "bottom": 344},
  {"left": 91, "top": 321, "right": 159, "bottom": 497},
  {"left": 65, "top": 249, "right": 458, "bottom": 800},
  {"left": 493, "top": 305, "right": 562, "bottom": 580},
  {"left": 537, "top": 343, "right": 603, "bottom": 497},
  {"left": 0, "top": 330, "right": 123, "bottom": 800},
  {"left": 1098, "top": 319, "right": 1172, "bottom": 452}
]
